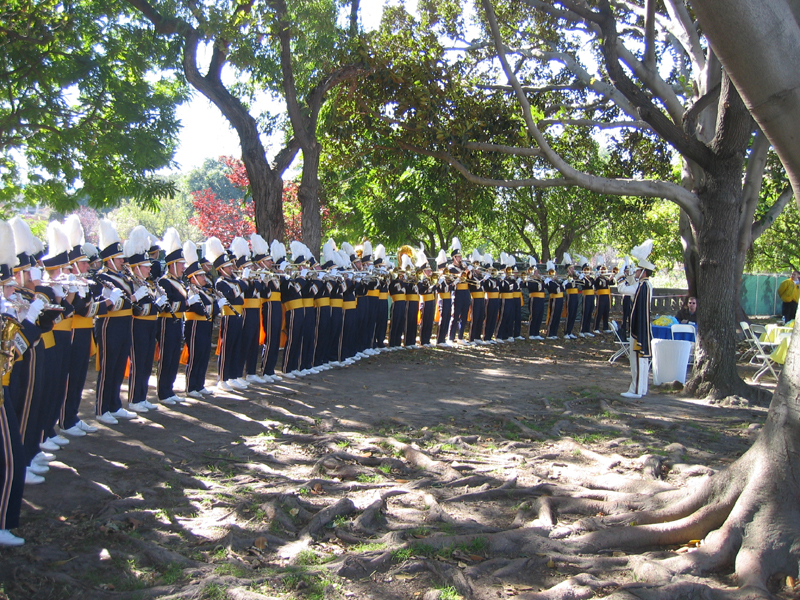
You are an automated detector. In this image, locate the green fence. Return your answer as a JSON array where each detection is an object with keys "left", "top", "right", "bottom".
[{"left": 740, "top": 273, "right": 785, "bottom": 317}]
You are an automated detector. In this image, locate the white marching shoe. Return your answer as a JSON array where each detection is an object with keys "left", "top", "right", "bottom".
[
  {"left": 111, "top": 408, "right": 138, "bottom": 420},
  {"left": 96, "top": 412, "right": 118, "bottom": 425},
  {"left": 245, "top": 374, "right": 266, "bottom": 384},
  {"left": 25, "top": 469, "right": 44, "bottom": 485},
  {"left": 187, "top": 390, "right": 204, "bottom": 399},
  {"left": 0, "top": 530, "right": 24, "bottom": 546},
  {"left": 142, "top": 400, "right": 159, "bottom": 410},
  {"left": 61, "top": 424, "right": 87, "bottom": 437},
  {"left": 127, "top": 401, "right": 150, "bottom": 413},
  {"left": 76, "top": 420, "right": 98, "bottom": 432}
]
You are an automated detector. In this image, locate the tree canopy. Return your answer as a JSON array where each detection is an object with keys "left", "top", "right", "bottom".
[{"left": 0, "top": 0, "right": 185, "bottom": 212}]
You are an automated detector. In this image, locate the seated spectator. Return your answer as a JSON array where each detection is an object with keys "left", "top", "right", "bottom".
[{"left": 675, "top": 296, "right": 697, "bottom": 324}]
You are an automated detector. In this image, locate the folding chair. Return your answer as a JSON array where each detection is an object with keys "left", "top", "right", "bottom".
[
  {"left": 741, "top": 322, "right": 781, "bottom": 382},
  {"left": 671, "top": 324, "right": 696, "bottom": 364},
  {"left": 608, "top": 320, "right": 630, "bottom": 364},
  {"left": 738, "top": 321, "right": 759, "bottom": 364}
]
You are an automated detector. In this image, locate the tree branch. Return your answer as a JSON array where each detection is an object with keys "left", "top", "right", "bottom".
[
  {"left": 479, "top": 0, "right": 704, "bottom": 224},
  {"left": 752, "top": 187, "right": 794, "bottom": 241}
]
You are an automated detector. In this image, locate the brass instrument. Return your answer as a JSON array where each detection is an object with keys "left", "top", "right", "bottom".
[
  {"left": 9, "top": 286, "right": 64, "bottom": 313},
  {"left": 0, "top": 314, "right": 23, "bottom": 407}
]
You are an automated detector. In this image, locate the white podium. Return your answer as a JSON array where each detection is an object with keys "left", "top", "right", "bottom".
[{"left": 651, "top": 339, "right": 692, "bottom": 385}]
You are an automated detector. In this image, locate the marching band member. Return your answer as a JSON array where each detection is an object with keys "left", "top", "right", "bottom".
[
  {"left": 578, "top": 255, "right": 596, "bottom": 338},
  {"left": 230, "top": 236, "right": 262, "bottom": 384},
  {"left": 496, "top": 253, "right": 515, "bottom": 342},
  {"left": 467, "top": 250, "right": 485, "bottom": 345},
  {"left": 183, "top": 240, "right": 218, "bottom": 398},
  {"left": 261, "top": 240, "right": 286, "bottom": 381},
  {"left": 8, "top": 217, "right": 54, "bottom": 482},
  {"left": 373, "top": 245, "right": 390, "bottom": 350},
  {"left": 338, "top": 249, "right": 359, "bottom": 363},
  {"left": 562, "top": 253, "right": 581, "bottom": 340},
  {"left": 125, "top": 226, "right": 162, "bottom": 412},
  {"left": 448, "top": 238, "right": 470, "bottom": 343},
  {"left": 157, "top": 229, "right": 190, "bottom": 404},
  {"left": 617, "top": 257, "right": 634, "bottom": 340},
  {"left": 593, "top": 255, "right": 612, "bottom": 334},
  {"left": 544, "top": 260, "right": 565, "bottom": 340},
  {"left": 205, "top": 237, "right": 246, "bottom": 391},
  {"left": 327, "top": 249, "right": 348, "bottom": 365},
  {"left": 313, "top": 240, "right": 336, "bottom": 369},
  {"left": 482, "top": 254, "right": 501, "bottom": 343},
  {"left": 39, "top": 222, "right": 76, "bottom": 451},
  {"left": 60, "top": 216, "right": 100, "bottom": 437},
  {"left": 511, "top": 258, "right": 524, "bottom": 340},
  {"left": 622, "top": 241, "right": 655, "bottom": 398},
  {"left": 0, "top": 220, "right": 32, "bottom": 544},
  {"left": 360, "top": 241, "right": 381, "bottom": 355},
  {"left": 434, "top": 250, "right": 451, "bottom": 346},
  {"left": 94, "top": 219, "right": 138, "bottom": 425},
  {"left": 249, "top": 234, "right": 272, "bottom": 382},
  {"left": 388, "top": 256, "right": 409, "bottom": 349},
  {"left": 525, "top": 257, "right": 545, "bottom": 340},
  {"left": 280, "top": 243, "right": 307, "bottom": 378},
  {"left": 417, "top": 251, "right": 436, "bottom": 347}
]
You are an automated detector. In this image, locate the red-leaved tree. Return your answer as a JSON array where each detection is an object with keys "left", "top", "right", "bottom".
[
  {"left": 189, "top": 188, "right": 255, "bottom": 247},
  {"left": 218, "top": 156, "right": 334, "bottom": 245}
]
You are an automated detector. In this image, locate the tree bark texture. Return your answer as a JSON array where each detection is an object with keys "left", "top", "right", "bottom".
[{"left": 298, "top": 142, "right": 322, "bottom": 257}]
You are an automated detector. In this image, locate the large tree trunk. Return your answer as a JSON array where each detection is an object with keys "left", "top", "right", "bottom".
[
  {"left": 298, "top": 142, "right": 322, "bottom": 257},
  {"left": 686, "top": 161, "right": 752, "bottom": 398}
]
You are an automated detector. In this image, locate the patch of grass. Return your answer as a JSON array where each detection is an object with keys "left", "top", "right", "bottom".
[
  {"left": 161, "top": 563, "right": 184, "bottom": 585},
  {"left": 351, "top": 542, "right": 386, "bottom": 552},
  {"left": 410, "top": 526, "right": 431, "bottom": 537},
  {"left": 298, "top": 487, "right": 311, "bottom": 496},
  {"left": 572, "top": 448, "right": 582, "bottom": 456},
  {"left": 438, "top": 522, "right": 457, "bottom": 535},
  {"left": 439, "top": 586, "right": 463, "bottom": 600},
  {"left": 295, "top": 549, "right": 322, "bottom": 565},
  {"left": 377, "top": 463, "right": 392, "bottom": 474},
  {"left": 646, "top": 447, "right": 668, "bottom": 456},
  {"left": 356, "top": 473, "right": 381, "bottom": 483},
  {"left": 215, "top": 563, "right": 250, "bottom": 578},
  {"left": 409, "top": 542, "right": 439, "bottom": 558},
  {"left": 597, "top": 410, "right": 615, "bottom": 419},
  {"left": 462, "top": 536, "right": 488, "bottom": 554},
  {"left": 440, "top": 443, "right": 457, "bottom": 452},
  {"left": 210, "top": 546, "right": 228, "bottom": 561},
  {"left": 391, "top": 547, "right": 413, "bottom": 562},
  {"left": 202, "top": 582, "right": 226, "bottom": 600},
  {"left": 574, "top": 432, "right": 619, "bottom": 444},
  {"left": 395, "top": 435, "right": 410, "bottom": 444},
  {"left": 332, "top": 514, "right": 350, "bottom": 528},
  {"left": 336, "top": 439, "right": 350, "bottom": 448}
]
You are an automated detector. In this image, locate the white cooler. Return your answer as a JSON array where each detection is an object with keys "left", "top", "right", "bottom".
[{"left": 651, "top": 339, "right": 692, "bottom": 385}]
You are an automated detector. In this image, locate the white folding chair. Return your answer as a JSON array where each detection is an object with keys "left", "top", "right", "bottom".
[
  {"left": 608, "top": 321, "right": 630, "bottom": 364},
  {"left": 741, "top": 322, "right": 781, "bottom": 382},
  {"left": 671, "top": 324, "right": 696, "bottom": 364},
  {"left": 738, "top": 321, "right": 759, "bottom": 364}
]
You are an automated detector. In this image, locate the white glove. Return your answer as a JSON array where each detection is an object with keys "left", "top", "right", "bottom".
[
  {"left": 29, "top": 267, "right": 42, "bottom": 282},
  {"left": 67, "top": 274, "right": 76, "bottom": 282},
  {"left": 68, "top": 285, "right": 78, "bottom": 294},
  {"left": 51, "top": 284, "right": 65, "bottom": 298},
  {"left": 242, "top": 267, "right": 251, "bottom": 279},
  {"left": 483, "top": 273, "right": 490, "bottom": 281},
  {"left": 155, "top": 294, "right": 168, "bottom": 307},
  {"left": 500, "top": 274, "right": 506, "bottom": 280},
  {"left": 438, "top": 276, "right": 445, "bottom": 285},
  {"left": 579, "top": 273, "right": 584, "bottom": 280},
  {"left": 109, "top": 288, "right": 124, "bottom": 303},
  {"left": 78, "top": 287, "right": 86, "bottom": 298},
  {"left": 544, "top": 277, "right": 552, "bottom": 284},
  {"left": 346, "top": 272, "right": 353, "bottom": 280},
  {"left": 300, "top": 268, "right": 309, "bottom": 278},
  {"left": 25, "top": 298, "right": 45, "bottom": 323},
  {"left": 187, "top": 294, "right": 201, "bottom": 305},
  {"left": 516, "top": 278, "right": 522, "bottom": 284},
  {"left": 217, "top": 297, "right": 229, "bottom": 308},
  {"left": 133, "top": 286, "right": 149, "bottom": 301},
  {"left": 102, "top": 286, "right": 112, "bottom": 299}
]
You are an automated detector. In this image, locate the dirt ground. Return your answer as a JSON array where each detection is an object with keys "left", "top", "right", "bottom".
[{"left": 0, "top": 333, "right": 778, "bottom": 600}]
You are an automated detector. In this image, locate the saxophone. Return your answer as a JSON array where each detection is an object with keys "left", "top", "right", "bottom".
[{"left": 0, "top": 314, "right": 22, "bottom": 407}]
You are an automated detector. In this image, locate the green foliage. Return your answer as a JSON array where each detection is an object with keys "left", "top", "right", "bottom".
[
  {"left": 0, "top": 0, "right": 186, "bottom": 211},
  {"left": 109, "top": 186, "right": 201, "bottom": 242}
]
